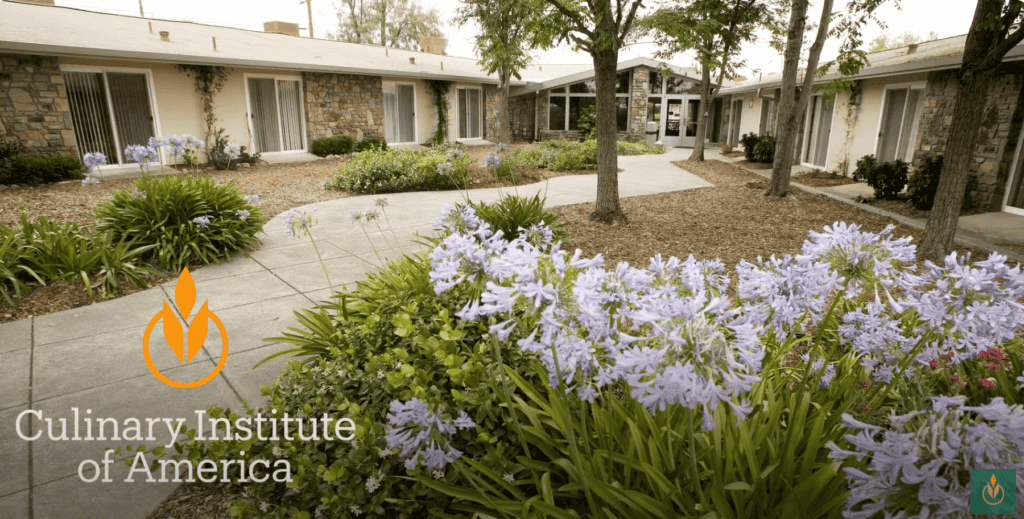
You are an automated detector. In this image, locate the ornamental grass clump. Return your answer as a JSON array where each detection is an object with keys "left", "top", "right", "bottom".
[{"left": 93, "top": 174, "right": 264, "bottom": 271}]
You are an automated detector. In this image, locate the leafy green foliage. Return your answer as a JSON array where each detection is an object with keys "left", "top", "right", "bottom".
[
  {"left": 311, "top": 134, "right": 356, "bottom": 157},
  {"left": 577, "top": 105, "right": 597, "bottom": 140},
  {"left": 468, "top": 193, "right": 569, "bottom": 243},
  {"left": 1, "top": 155, "right": 83, "bottom": 186},
  {"left": 1, "top": 207, "right": 156, "bottom": 305},
  {"left": 426, "top": 80, "right": 452, "bottom": 145},
  {"left": 854, "top": 155, "right": 908, "bottom": 200},
  {"left": 740, "top": 132, "right": 761, "bottom": 161},
  {"left": 160, "top": 252, "right": 541, "bottom": 518},
  {"left": 93, "top": 175, "right": 265, "bottom": 271},
  {"left": 752, "top": 133, "right": 776, "bottom": 163},
  {"left": 354, "top": 137, "right": 389, "bottom": 153},
  {"left": 328, "top": 147, "right": 471, "bottom": 193},
  {"left": 616, "top": 140, "right": 665, "bottom": 155}
]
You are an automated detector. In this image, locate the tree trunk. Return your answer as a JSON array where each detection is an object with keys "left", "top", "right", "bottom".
[
  {"left": 590, "top": 49, "right": 627, "bottom": 224},
  {"left": 688, "top": 61, "right": 713, "bottom": 161},
  {"left": 916, "top": 0, "right": 1021, "bottom": 259},
  {"left": 765, "top": 0, "right": 833, "bottom": 198},
  {"left": 499, "top": 68, "right": 512, "bottom": 146}
]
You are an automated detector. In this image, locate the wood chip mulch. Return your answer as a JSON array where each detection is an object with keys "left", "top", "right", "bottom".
[
  {"left": 791, "top": 170, "right": 858, "bottom": 188},
  {"left": 860, "top": 196, "right": 985, "bottom": 223},
  {"left": 550, "top": 159, "right": 988, "bottom": 276}
]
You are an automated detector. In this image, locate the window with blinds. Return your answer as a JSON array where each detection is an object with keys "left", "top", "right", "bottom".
[
  {"left": 877, "top": 87, "right": 924, "bottom": 164},
  {"left": 457, "top": 88, "right": 482, "bottom": 139},
  {"left": 246, "top": 78, "right": 305, "bottom": 154},
  {"left": 62, "top": 70, "right": 157, "bottom": 164}
]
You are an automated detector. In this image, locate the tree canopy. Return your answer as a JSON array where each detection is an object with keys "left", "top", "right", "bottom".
[
  {"left": 867, "top": 30, "right": 940, "bottom": 52},
  {"left": 331, "top": 0, "right": 443, "bottom": 49}
]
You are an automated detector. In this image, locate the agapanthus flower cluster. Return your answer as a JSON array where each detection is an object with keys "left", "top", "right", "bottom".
[
  {"left": 735, "top": 253, "right": 840, "bottom": 337},
  {"left": 235, "top": 209, "right": 250, "bottom": 221},
  {"left": 125, "top": 145, "right": 159, "bottom": 166},
  {"left": 446, "top": 148, "right": 462, "bottom": 162},
  {"left": 436, "top": 162, "right": 452, "bottom": 177},
  {"left": 895, "top": 251, "right": 1024, "bottom": 364},
  {"left": 226, "top": 144, "right": 241, "bottom": 158},
  {"left": 827, "top": 395, "right": 1024, "bottom": 519},
  {"left": 81, "top": 176, "right": 100, "bottom": 186},
  {"left": 429, "top": 205, "right": 765, "bottom": 425},
  {"left": 484, "top": 152, "right": 501, "bottom": 168},
  {"left": 130, "top": 188, "right": 147, "bottom": 200},
  {"left": 801, "top": 222, "right": 916, "bottom": 298},
  {"left": 83, "top": 152, "right": 107, "bottom": 169},
  {"left": 283, "top": 208, "right": 316, "bottom": 237},
  {"left": 243, "top": 194, "right": 260, "bottom": 205},
  {"left": 192, "top": 216, "right": 211, "bottom": 228},
  {"left": 384, "top": 398, "right": 475, "bottom": 470}
]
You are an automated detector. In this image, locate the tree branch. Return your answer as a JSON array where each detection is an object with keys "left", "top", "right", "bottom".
[
  {"left": 546, "top": 0, "right": 597, "bottom": 39},
  {"left": 993, "top": 2, "right": 1024, "bottom": 59},
  {"left": 618, "top": 0, "right": 643, "bottom": 42}
]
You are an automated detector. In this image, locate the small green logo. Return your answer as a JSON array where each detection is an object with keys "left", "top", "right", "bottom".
[{"left": 971, "top": 469, "right": 1016, "bottom": 514}]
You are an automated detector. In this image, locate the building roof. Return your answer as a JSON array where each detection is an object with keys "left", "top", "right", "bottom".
[
  {"left": 719, "top": 34, "right": 1024, "bottom": 95},
  {"left": 0, "top": 0, "right": 523, "bottom": 85},
  {"left": 513, "top": 57, "right": 702, "bottom": 95}
]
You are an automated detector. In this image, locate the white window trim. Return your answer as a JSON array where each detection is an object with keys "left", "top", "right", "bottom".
[
  {"left": 1003, "top": 126, "right": 1024, "bottom": 216},
  {"left": 800, "top": 94, "right": 837, "bottom": 169},
  {"left": 547, "top": 71, "right": 631, "bottom": 132},
  {"left": 242, "top": 73, "right": 308, "bottom": 155},
  {"left": 381, "top": 81, "right": 419, "bottom": 145},
  {"left": 58, "top": 64, "right": 164, "bottom": 167},
  {"left": 872, "top": 82, "right": 927, "bottom": 163},
  {"left": 455, "top": 86, "right": 484, "bottom": 141}
]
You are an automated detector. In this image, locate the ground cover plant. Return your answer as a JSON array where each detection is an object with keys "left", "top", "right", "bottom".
[{"left": 328, "top": 144, "right": 472, "bottom": 194}]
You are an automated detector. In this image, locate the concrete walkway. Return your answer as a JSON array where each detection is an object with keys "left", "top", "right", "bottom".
[{"left": 0, "top": 146, "right": 710, "bottom": 519}]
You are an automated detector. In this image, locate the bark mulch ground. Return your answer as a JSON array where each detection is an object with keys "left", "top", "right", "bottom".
[
  {"left": 791, "top": 169, "right": 858, "bottom": 188},
  {"left": 734, "top": 159, "right": 772, "bottom": 170},
  {"left": 551, "top": 159, "right": 988, "bottom": 276}
]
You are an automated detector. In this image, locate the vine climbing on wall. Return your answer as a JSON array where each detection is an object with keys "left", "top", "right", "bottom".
[
  {"left": 426, "top": 80, "right": 452, "bottom": 145},
  {"left": 176, "top": 64, "right": 231, "bottom": 151}
]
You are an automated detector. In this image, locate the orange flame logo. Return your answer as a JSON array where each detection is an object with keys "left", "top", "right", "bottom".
[
  {"left": 983, "top": 474, "right": 1005, "bottom": 505},
  {"left": 142, "top": 268, "right": 229, "bottom": 388}
]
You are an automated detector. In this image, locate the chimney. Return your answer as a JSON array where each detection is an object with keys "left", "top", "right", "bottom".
[
  {"left": 9, "top": 0, "right": 56, "bottom": 5},
  {"left": 419, "top": 36, "right": 447, "bottom": 56},
  {"left": 159, "top": 31, "right": 170, "bottom": 42},
  {"left": 907, "top": 43, "right": 919, "bottom": 54},
  {"left": 264, "top": 21, "right": 301, "bottom": 37}
]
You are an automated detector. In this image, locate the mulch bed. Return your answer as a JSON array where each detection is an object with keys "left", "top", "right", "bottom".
[
  {"left": 551, "top": 159, "right": 988, "bottom": 276},
  {"left": 860, "top": 195, "right": 985, "bottom": 222},
  {"left": 734, "top": 159, "right": 772, "bottom": 170},
  {"left": 791, "top": 170, "right": 858, "bottom": 188}
]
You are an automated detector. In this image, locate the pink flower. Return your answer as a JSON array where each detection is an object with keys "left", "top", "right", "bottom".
[{"left": 979, "top": 378, "right": 996, "bottom": 389}]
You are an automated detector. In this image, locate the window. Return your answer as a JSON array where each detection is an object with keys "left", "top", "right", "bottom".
[
  {"left": 802, "top": 95, "right": 834, "bottom": 167},
  {"left": 759, "top": 98, "right": 775, "bottom": 135},
  {"left": 383, "top": 83, "right": 416, "bottom": 144},
  {"left": 548, "top": 71, "right": 630, "bottom": 133},
  {"left": 457, "top": 87, "right": 483, "bottom": 139},
  {"left": 649, "top": 72, "right": 663, "bottom": 94},
  {"left": 877, "top": 87, "right": 924, "bottom": 163},
  {"left": 665, "top": 76, "right": 700, "bottom": 95},
  {"left": 247, "top": 77, "right": 305, "bottom": 154},
  {"left": 62, "top": 69, "right": 158, "bottom": 164},
  {"left": 647, "top": 97, "right": 662, "bottom": 123}
]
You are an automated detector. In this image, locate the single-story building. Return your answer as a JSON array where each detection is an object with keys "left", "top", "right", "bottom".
[
  {"left": 715, "top": 35, "right": 1024, "bottom": 216},
  {"left": 0, "top": 0, "right": 712, "bottom": 173}
]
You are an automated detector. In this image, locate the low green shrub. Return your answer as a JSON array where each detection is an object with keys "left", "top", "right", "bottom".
[
  {"left": 547, "top": 139, "right": 598, "bottom": 170},
  {"left": 740, "top": 132, "right": 761, "bottom": 161},
  {"left": 328, "top": 147, "right": 471, "bottom": 194},
  {"left": 752, "top": 133, "right": 776, "bottom": 163},
  {"left": 617, "top": 140, "right": 664, "bottom": 155},
  {"left": 1, "top": 208, "right": 155, "bottom": 305},
  {"left": 0, "top": 155, "right": 83, "bottom": 186},
  {"left": 854, "top": 155, "right": 908, "bottom": 200},
  {"left": 507, "top": 148, "right": 547, "bottom": 168},
  {"left": 311, "top": 134, "right": 356, "bottom": 157},
  {"left": 93, "top": 175, "right": 265, "bottom": 271},
  {"left": 354, "top": 137, "right": 389, "bottom": 153},
  {"left": 468, "top": 193, "right": 569, "bottom": 243}
]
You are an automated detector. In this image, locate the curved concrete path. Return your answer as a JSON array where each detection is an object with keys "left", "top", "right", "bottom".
[{"left": 0, "top": 146, "right": 710, "bottom": 519}]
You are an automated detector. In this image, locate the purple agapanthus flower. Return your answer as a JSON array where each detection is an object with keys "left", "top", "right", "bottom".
[
  {"left": 125, "top": 145, "right": 159, "bottom": 165},
  {"left": 83, "top": 152, "right": 107, "bottom": 168},
  {"left": 384, "top": 398, "right": 475, "bottom": 470},
  {"left": 81, "top": 176, "right": 100, "bottom": 186},
  {"left": 243, "top": 194, "right": 260, "bottom": 205},
  {"left": 235, "top": 209, "right": 250, "bottom": 221},
  {"left": 192, "top": 216, "right": 211, "bottom": 228}
]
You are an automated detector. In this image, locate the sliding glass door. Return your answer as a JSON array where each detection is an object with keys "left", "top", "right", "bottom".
[
  {"left": 877, "top": 87, "right": 923, "bottom": 163},
  {"left": 457, "top": 88, "right": 482, "bottom": 140},
  {"left": 383, "top": 83, "right": 416, "bottom": 144},
  {"left": 63, "top": 69, "right": 157, "bottom": 164},
  {"left": 247, "top": 77, "right": 305, "bottom": 154},
  {"left": 802, "top": 95, "right": 834, "bottom": 168}
]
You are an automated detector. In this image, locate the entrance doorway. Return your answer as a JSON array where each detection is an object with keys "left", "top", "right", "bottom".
[{"left": 658, "top": 96, "right": 701, "bottom": 147}]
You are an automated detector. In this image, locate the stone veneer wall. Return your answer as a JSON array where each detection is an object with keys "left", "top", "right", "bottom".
[
  {"left": 627, "top": 67, "right": 650, "bottom": 140},
  {"left": 913, "top": 65, "right": 1024, "bottom": 211},
  {"left": 0, "top": 54, "right": 77, "bottom": 156},
  {"left": 483, "top": 85, "right": 499, "bottom": 141},
  {"left": 508, "top": 93, "right": 536, "bottom": 142},
  {"left": 303, "top": 72, "right": 384, "bottom": 143}
]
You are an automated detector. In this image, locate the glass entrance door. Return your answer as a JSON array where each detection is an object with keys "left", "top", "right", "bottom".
[
  {"left": 663, "top": 99, "right": 683, "bottom": 147},
  {"left": 681, "top": 99, "right": 701, "bottom": 147}
]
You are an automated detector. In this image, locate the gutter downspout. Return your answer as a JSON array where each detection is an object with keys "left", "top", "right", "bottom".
[{"left": 534, "top": 92, "right": 539, "bottom": 142}]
